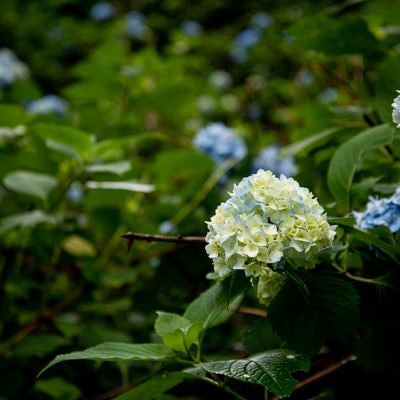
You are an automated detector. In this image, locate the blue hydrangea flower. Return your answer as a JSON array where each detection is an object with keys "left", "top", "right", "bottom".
[
  {"left": 125, "top": 11, "right": 148, "bottom": 40},
  {"left": 0, "top": 48, "right": 29, "bottom": 87},
  {"left": 89, "top": 2, "right": 116, "bottom": 21},
  {"left": 181, "top": 20, "right": 203, "bottom": 37},
  {"left": 392, "top": 90, "right": 400, "bottom": 128},
  {"left": 250, "top": 12, "right": 273, "bottom": 29},
  {"left": 193, "top": 122, "right": 247, "bottom": 164},
  {"left": 25, "top": 94, "right": 68, "bottom": 115},
  {"left": 353, "top": 188, "right": 400, "bottom": 233},
  {"left": 251, "top": 145, "right": 297, "bottom": 177}
]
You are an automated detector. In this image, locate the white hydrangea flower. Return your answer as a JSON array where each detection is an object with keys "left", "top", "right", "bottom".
[
  {"left": 392, "top": 90, "right": 400, "bottom": 128},
  {"left": 205, "top": 170, "right": 336, "bottom": 304}
]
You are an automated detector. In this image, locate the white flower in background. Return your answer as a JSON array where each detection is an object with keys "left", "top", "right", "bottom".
[
  {"left": 208, "top": 70, "right": 233, "bottom": 90},
  {"left": 251, "top": 144, "right": 298, "bottom": 177},
  {"left": 25, "top": 94, "right": 68, "bottom": 115},
  {"left": 205, "top": 170, "right": 336, "bottom": 304},
  {"left": 392, "top": 90, "right": 400, "bottom": 128},
  {"left": 0, "top": 48, "right": 29, "bottom": 87}
]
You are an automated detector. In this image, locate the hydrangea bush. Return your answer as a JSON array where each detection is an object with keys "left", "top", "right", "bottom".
[{"left": 2, "top": 1, "right": 400, "bottom": 400}]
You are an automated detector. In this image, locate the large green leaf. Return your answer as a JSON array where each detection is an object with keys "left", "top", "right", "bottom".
[
  {"left": 114, "top": 372, "right": 192, "bottom": 400},
  {"left": 32, "top": 123, "right": 95, "bottom": 160},
  {"left": 200, "top": 349, "right": 310, "bottom": 398},
  {"left": 327, "top": 124, "right": 394, "bottom": 212},
  {"left": 268, "top": 273, "right": 360, "bottom": 354},
  {"left": 288, "top": 16, "right": 381, "bottom": 55},
  {"left": 34, "top": 377, "right": 81, "bottom": 400},
  {"left": 38, "top": 343, "right": 174, "bottom": 377},
  {"left": 3, "top": 170, "right": 57, "bottom": 200},
  {"left": 183, "top": 281, "right": 244, "bottom": 330}
]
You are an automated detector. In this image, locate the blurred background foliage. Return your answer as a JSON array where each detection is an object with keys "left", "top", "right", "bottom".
[{"left": 1, "top": 0, "right": 400, "bottom": 398}]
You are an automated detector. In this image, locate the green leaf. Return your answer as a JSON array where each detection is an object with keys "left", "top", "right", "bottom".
[
  {"left": 200, "top": 349, "right": 310, "bottom": 397},
  {"left": 154, "top": 312, "right": 200, "bottom": 353},
  {"left": 14, "top": 333, "right": 68, "bottom": 357},
  {"left": 288, "top": 17, "right": 381, "bottom": 55},
  {"left": 3, "top": 170, "right": 57, "bottom": 200},
  {"left": 34, "top": 377, "right": 81, "bottom": 400},
  {"left": 85, "top": 180, "right": 154, "bottom": 193},
  {"left": 183, "top": 281, "right": 243, "bottom": 330},
  {"left": 32, "top": 123, "right": 95, "bottom": 160},
  {"left": 327, "top": 124, "right": 394, "bottom": 212},
  {"left": 85, "top": 161, "right": 131, "bottom": 175},
  {"left": 0, "top": 104, "right": 30, "bottom": 126},
  {"left": 242, "top": 319, "right": 284, "bottom": 354},
  {"left": 268, "top": 273, "right": 360, "bottom": 354},
  {"left": 38, "top": 342, "right": 174, "bottom": 377},
  {"left": 280, "top": 127, "right": 339, "bottom": 158},
  {"left": 0, "top": 210, "right": 61, "bottom": 234},
  {"left": 114, "top": 372, "right": 192, "bottom": 400}
]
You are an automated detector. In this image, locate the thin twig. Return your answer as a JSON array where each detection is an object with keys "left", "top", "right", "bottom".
[{"left": 121, "top": 231, "right": 206, "bottom": 246}]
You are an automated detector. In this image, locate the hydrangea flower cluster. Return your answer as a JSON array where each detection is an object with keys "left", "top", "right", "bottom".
[
  {"left": 353, "top": 188, "right": 400, "bottom": 233},
  {"left": 193, "top": 122, "right": 247, "bottom": 164},
  {"left": 25, "top": 94, "right": 68, "bottom": 115},
  {"left": 125, "top": 11, "right": 149, "bottom": 40},
  {"left": 0, "top": 48, "right": 29, "bottom": 87},
  {"left": 181, "top": 20, "right": 203, "bottom": 37},
  {"left": 230, "top": 12, "right": 273, "bottom": 63},
  {"left": 251, "top": 144, "right": 298, "bottom": 177},
  {"left": 392, "top": 90, "right": 400, "bottom": 128},
  {"left": 89, "top": 2, "right": 116, "bottom": 21},
  {"left": 205, "top": 170, "right": 336, "bottom": 304}
]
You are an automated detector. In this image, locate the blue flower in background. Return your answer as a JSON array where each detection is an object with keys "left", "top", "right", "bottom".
[
  {"left": 89, "top": 2, "right": 116, "bottom": 21},
  {"left": 251, "top": 145, "right": 297, "bottom": 177},
  {"left": 25, "top": 94, "right": 68, "bottom": 115},
  {"left": 125, "top": 11, "right": 148, "bottom": 40},
  {"left": 250, "top": 12, "right": 273, "bottom": 29},
  {"left": 234, "top": 27, "right": 262, "bottom": 48},
  {"left": 181, "top": 20, "right": 203, "bottom": 37},
  {"left": 0, "top": 48, "right": 29, "bottom": 87},
  {"left": 193, "top": 122, "right": 247, "bottom": 164},
  {"left": 353, "top": 188, "right": 400, "bottom": 233}
]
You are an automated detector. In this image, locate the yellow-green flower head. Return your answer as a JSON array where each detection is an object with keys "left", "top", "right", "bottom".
[{"left": 205, "top": 170, "right": 336, "bottom": 304}]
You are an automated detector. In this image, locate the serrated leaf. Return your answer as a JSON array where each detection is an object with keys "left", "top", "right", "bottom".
[
  {"left": 114, "top": 372, "right": 193, "bottom": 400},
  {"left": 201, "top": 349, "right": 310, "bottom": 397},
  {"left": 327, "top": 124, "right": 394, "bottom": 212},
  {"left": 38, "top": 343, "right": 174, "bottom": 377},
  {"left": 33, "top": 123, "right": 95, "bottom": 160},
  {"left": 3, "top": 170, "right": 57, "bottom": 200},
  {"left": 183, "top": 281, "right": 244, "bottom": 330},
  {"left": 242, "top": 319, "right": 284, "bottom": 354},
  {"left": 268, "top": 273, "right": 360, "bottom": 354}
]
